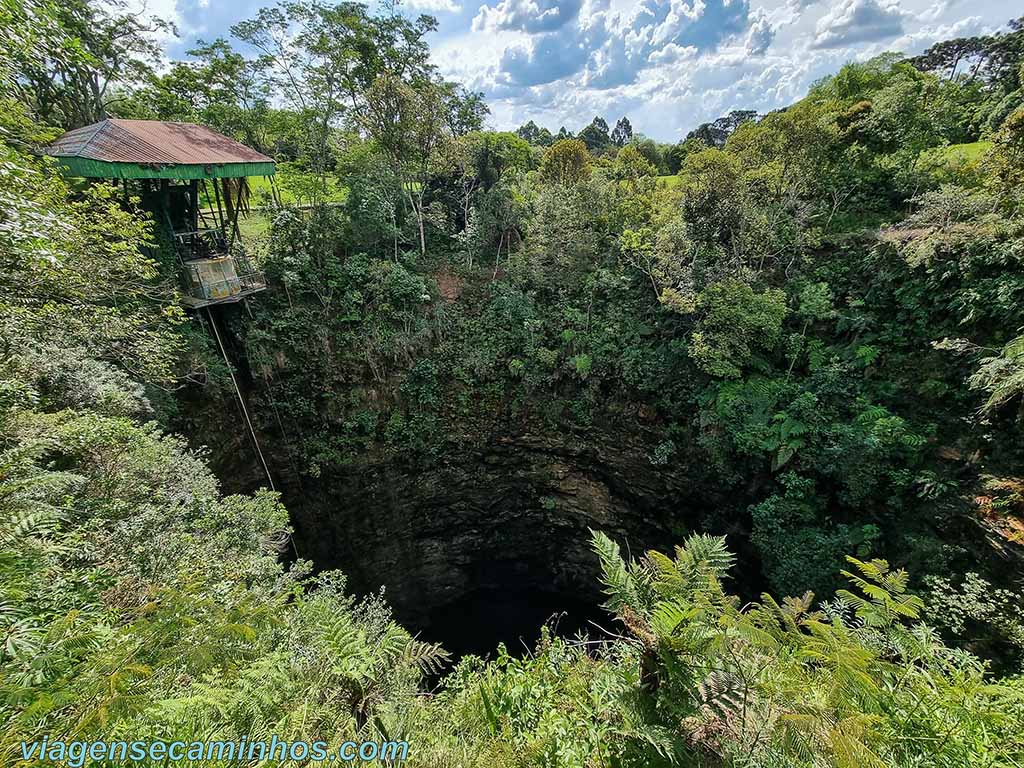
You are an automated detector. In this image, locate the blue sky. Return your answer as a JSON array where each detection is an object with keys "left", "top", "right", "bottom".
[{"left": 147, "top": 0, "right": 1015, "bottom": 141}]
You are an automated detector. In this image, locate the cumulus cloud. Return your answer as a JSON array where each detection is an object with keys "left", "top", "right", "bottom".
[
  {"left": 786, "top": 0, "right": 822, "bottom": 12},
  {"left": 630, "top": 0, "right": 750, "bottom": 52},
  {"left": 811, "top": 0, "right": 905, "bottom": 49},
  {"left": 499, "top": 29, "right": 600, "bottom": 86},
  {"left": 473, "top": 0, "right": 583, "bottom": 32},
  {"left": 487, "top": 43, "right": 847, "bottom": 143},
  {"left": 890, "top": 15, "right": 986, "bottom": 55},
  {"left": 162, "top": 0, "right": 267, "bottom": 56},
  {"left": 146, "top": 0, "right": 1013, "bottom": 142},
  {"left": 744, "top": 10, "right": 774, "bottom": 55},
  {"left": 405, "top": 0, "right": 462, "bottom": 12},
  {"left": 487, "top": 0, "right": 752, "bottom": 89}
]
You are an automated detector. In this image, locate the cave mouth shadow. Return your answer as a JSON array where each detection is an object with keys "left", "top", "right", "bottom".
[
  {"left": 284, "top": 455, "right": 690, "bottom": 662},
  {"left": 414, "top": 586, "right": 613, "bottom": 659}
]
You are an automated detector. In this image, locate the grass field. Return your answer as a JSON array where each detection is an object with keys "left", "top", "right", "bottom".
[
  {"left": 238, "top": 212, "right": 271, "bottom": 242},
  {"left": 935, "top": 140, "right": 992, "bottom": 163},
  {"left": 920, "top": 140, "right": 993, "bottom": 172},
  {"left": 247, "top": 171, "right": 347, "bottom": 206}
]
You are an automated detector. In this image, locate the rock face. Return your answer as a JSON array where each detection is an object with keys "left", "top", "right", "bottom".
[
  {"left": 175, "top": 323, "right": 721, "bottom": 655},
  {"left": 275, "top": 419, "right": 718, "bottom": 654}
]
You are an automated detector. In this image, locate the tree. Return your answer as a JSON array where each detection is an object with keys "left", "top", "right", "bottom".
[
  {"left": 665, "top": 137, "right": 705, "bottom": 174},
  {"left": 909, "top": 16, "right": 1023, "bottom": 90},
  {"left": 687, "top": 109, "right": 758, "bottom": 148},
  {"left": 577, "top": 116, "right": 610, "bottom": 152},
  {"left": 610, "top": 116, "right": 633, "bottom": 147},
  {"left": 516, "top": 120, "right": 554, "bottom": 146},
  {"left": 460, "top": 132, "right": 532, "bottom": 190},
  {"left": 990, "top": 104, "right": 1024, "bottom": 193},
  {"left": 363, "top": 74, "right": 452, "bottom": 255},
  {"left": 909, "top": 37, "right": 991, "bottom": 81},
  {"left": 538, "top": 138, "right": 592, "bottom": 186},
  {"left": 232, "top": 1, "right": 436, "bottom": 177},
  {"left": 0, "top": 119, "right": 183, "bottom": 389},
  {"left": 689, "top": 279, "right": 787, "bottom": 378},
  {"left": 452, "top": 131, "right": 531, "bottom": 238},
  {"left": 119, "top": 39, "right": 273, "bottom": 151},
  {"left": 9, "top": 0, "right": 169, "bottom": 128},
  {"left": 680, "top": 147, "right": 744, "bottom": 249},
  {"left": 439, "top": 81, "right": 488, "bottom": 137},
  {"left": 612, "top": 143, "right": 656, "bottom": 185},
  {"left": 631, "top": 136, "right": 667, "bottom": 174},
  {"left": 520, "top": 181, "right": 605, "bottom": 289}
]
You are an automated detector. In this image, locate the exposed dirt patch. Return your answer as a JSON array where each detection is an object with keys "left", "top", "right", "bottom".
[{"left": 435, "top": 266, "right": 464, "bottom": 302}]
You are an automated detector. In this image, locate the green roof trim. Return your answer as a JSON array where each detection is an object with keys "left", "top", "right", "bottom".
[{"left": 53, "top": 156, "right": 276, "bottom": 180}]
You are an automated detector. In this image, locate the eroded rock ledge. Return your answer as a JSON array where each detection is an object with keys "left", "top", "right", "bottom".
[{"left": 279, "top": 424, "right": 717, "bottom": 653}]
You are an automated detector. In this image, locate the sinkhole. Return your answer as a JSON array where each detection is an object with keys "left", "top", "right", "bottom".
[
  {"left": 293, "top": 508, "right": 624, "bottom": 658},
  {"left": 418, "top": 588, "right": 610, "bottom": 659},
  {"left": 281, "top": 436, "right": 700, "bottom": 658}
]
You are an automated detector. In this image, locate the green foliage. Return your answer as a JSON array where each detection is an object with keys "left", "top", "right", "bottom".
[
  {"left": 538, "top": 139, "right": 593, "bottom": 186},
  {"left": 6, "top": 0, "right": 168, "bottom": 129},
  {"left": 5, "top": 7, "right": 1024, "bottom": 765},
  {"left": 990, "top": 105, "right": 1024, "bottom": 198},
  {"left": 967, "top": 333, "right": 1024, "bottom": 417},
  {"left": 0, "top": 134, "right": 184, "bottom": 405},
  {"left": 0, "top": 90, "right": 439, "bottom": 765},
  {"left": 578, "top": 116, "right": 611, "bottom": 152},
  {"left": 613, "top": 144, "right": 658, "bottom": 188},
  {"left": 690, "top": 280, "right": 787, "bottom": 378},
  {"left": 118, "top": 38, "right": 273, "bottom": 154},
  {"left": 584, "top": 531, "right": 1024, "bottom": 768}
]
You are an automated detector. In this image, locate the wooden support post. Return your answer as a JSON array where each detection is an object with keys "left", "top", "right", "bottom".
[
  {"left": 210, "top": 178, "right": 226, "bottom": 234},
  {"left": 189, "top": 179, "right": 199, "bottom": 232},
  {"left": 223, "top": 178, "right": 241, "bottom": 250}
]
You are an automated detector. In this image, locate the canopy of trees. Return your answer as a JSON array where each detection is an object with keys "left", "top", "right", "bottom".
[{"left": 3, "top": 4, "right": 1024, "bottom": 767}]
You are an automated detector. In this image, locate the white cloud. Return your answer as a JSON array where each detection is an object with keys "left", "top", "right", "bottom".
[
  {"left": 137, "top": 0, "right": 1016, "bottom": 142},
  {"left": 477, "top": 0, "right": 754, "bottom": 89},
  {"left": 473, "top": 0, "right": 581, "bottom": 32},
  {"left": 744, "top": 10, "right": 775, "bottom": 54},
  {"left": 812, "top": 0, "right": 905, "bottom": 49},
  {"left": 405, "top": 0, "right": 462, "bottom": 11},
  {"left": 888, "top": 14, "right": 985, "bottom": 54},
  {"left": 126, "top": 0, "right": 183, "bottom": 46}
]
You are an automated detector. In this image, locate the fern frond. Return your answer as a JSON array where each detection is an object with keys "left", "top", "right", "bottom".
[
  {"left": 591, "top": 530, "right": 639, "bottom": 615},
  {"left": 402, "top": 639, "right": 450, "bottom": 676}
]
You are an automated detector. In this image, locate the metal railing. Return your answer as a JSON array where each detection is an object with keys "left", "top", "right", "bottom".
[
  {"left": 174, "top": 228, "right": 229, "bottom": 261},
  {"left": 175, "top": 228, "right": 266, "bottom": 305}
]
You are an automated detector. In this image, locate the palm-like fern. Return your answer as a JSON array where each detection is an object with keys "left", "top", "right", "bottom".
[
  {"left": 969, "top": 333, "right": 1024, "bottom": 416},
  {"left": 836, "top": 556, "right": 924, "bottom": 628}
]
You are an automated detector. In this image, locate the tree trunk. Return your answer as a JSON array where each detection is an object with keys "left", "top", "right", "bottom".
[{"left": 418, "top": 212, "right": 426, "bottom": 256}]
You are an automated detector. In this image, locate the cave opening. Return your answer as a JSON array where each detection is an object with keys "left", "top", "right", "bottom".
[
  {"left": 280, "top": 438, "right": 708, "bottom": 661},
  {"left": 331, "top": 526, "right": 625, "bottom": 660},
  {"left": 416, "top": 587, "right": 612, "bottom": 659}
]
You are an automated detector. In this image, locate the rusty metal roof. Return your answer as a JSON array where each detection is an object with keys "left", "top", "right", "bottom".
[{"left": 48, "top": 119, "right": 274, "bottom": 166}]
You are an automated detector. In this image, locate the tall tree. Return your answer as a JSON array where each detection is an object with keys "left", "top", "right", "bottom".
[
  {"left": 516, "top": 120, "right": 554, "bottom": 146},
  {"left": 538, "top": 138, "right": 592, "bottom": 186},
  {"left": 363, "top": 74, "right": 451, "bottom": 255},
  {"left": 10, "top": 0, "right": 168, "bottom": 128},
  {"left": 231, "top": 1, "right": 436, "bottom": 177},
  {"left": 910, "top": 16, "right": 1023, "bottom": 90},
  {"left": 578, "top": 116, "right": 611, "bottom": 152},
  {"left": 610, "top": 116, "right": 633, "bottom": 147},
  {"left": 439, "top": 81, "right": 488, "bottom": 137},
  {"left": 121, "top": 39, "right": 272, "bottom": 151},
  {"left": 687, "top": 110, "right": 758, "bottom": 148}
]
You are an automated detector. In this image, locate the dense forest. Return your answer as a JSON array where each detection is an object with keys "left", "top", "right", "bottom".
[{"left": 2, "top": 0, "right": 1024, "bottom": 765}]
